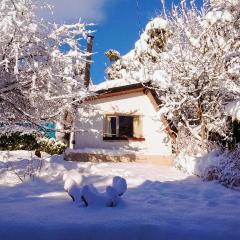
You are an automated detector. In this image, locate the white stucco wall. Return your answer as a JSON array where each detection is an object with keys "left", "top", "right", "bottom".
[{"left": 74, "top": 91, "right": 172, "bottom": 155}]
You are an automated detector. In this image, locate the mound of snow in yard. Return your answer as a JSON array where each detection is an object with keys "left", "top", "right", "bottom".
[{"left": 0, "top": 151, "right": 240, "bottom": 240}]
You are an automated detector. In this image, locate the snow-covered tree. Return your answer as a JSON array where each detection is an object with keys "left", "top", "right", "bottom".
[
  {"left": 106, "top": 0, "right": 240, "bottom": 152},
  {"left": 157, "top": 0, "right": 239, "bottom": 147},
  {"left": 106, "top": 16, "right": 170, "bottom": 80},
  {"left": 0, "top": 0, "right": 92, "bottom": 125}
]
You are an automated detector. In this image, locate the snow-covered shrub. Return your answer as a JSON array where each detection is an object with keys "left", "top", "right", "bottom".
[
  {"left": 175, "top": 144, "right": 240, "bottom": 189},
  {"left": 203, "top": 166, "right": 221, "bottom": 181},
  {"left": 0, "top": 123, "right": 66, "bottom": 154},
  {"left": 214, "top": 145, "right": 240, "bottom": 188},
  {"left": 0, "top": 132, "right": 39, "bottom": 151},
  {"left": 37, "top": 137, "right": 66, "bottom": 155}
]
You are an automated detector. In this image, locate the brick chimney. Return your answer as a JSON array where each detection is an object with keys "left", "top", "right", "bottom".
[{"left": 84, "top": 35, "right": 94, "bottom": 88}]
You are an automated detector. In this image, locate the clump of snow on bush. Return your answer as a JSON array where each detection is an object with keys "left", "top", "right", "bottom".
[
  {"left": 112, "top": 176, "right": 127, "bottom": 196},
  {"left": 152, "top": 70, "right": 171, "bottom": 90},
  {"left": 225, "top": 100, "right": 240, "bottom": 121},
  {"left": 37, "top": 137, "right": 67, "bottom": 155},
  {"left": 205, "top": 10, "right": 233, "bottom": 25},
  {"left": 174, "top": 150, "right": 222, "bottom": 176},
  {"left": 81, "top": 184, "right": 119, "bottom": 207},
  {"left": 63, "top": 171, "right": 127, "bottom": 207},
  {"left": 216, "top": 145, "right": 240, "bottom": 188},
  {"left": 145, "top": 17, "right": 168, "bottom": 31}
]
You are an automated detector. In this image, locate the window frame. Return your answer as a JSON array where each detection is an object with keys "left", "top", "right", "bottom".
[
  {"left": 103, "top": 113, "right": 145, "bottom": 141},
  {"left": 104, "top": 115, "right": 119, "bottom": 138}
]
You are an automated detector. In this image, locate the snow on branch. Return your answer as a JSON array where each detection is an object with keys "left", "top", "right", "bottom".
[{"left": 0, "top": 0, "right": 94, "bottom": 124}]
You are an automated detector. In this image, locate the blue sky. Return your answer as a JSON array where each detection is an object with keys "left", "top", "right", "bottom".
[
  {"left": 45, "top": 0, "right": 203, "bottom": 84},
  {"left": 91, "top": 0, "right": 162, "bottom": 84},
  {"left": 91, "top": 0, "right": 204, "bottom": 84}
]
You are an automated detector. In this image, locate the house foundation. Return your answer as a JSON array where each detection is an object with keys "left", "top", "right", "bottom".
[{"left": 64, "top": 151, "right": 174, "bottom": 166}]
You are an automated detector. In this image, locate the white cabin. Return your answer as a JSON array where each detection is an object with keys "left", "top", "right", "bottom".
[{"left": 65, "top": 79, "right": 175, "bottom": 164}]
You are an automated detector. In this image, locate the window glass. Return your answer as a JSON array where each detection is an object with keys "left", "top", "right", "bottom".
[
  {"left": 119, "top": 116, "right": 133, "bottom": 138},
  {"left": 110, "top": 117, "right": 117, "bottom": 136},
  {"left": 106, "top": 116, "right": 117, "bottom": 137}
]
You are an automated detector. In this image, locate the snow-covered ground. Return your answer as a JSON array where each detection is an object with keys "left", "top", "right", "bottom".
[{"left": 0, "top": 151, "right": 240, "bottom": 240}]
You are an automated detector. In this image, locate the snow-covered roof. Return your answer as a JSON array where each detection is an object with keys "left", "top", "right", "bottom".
[
  {"left": 225, "top": 100, "right": 240, "bottom": 121},
  {"left": 90, "top": 78, "right": 149, "bottom": 93}
]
